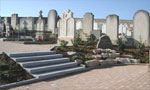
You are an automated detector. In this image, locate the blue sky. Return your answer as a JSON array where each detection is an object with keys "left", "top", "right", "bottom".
[{"left": 0, "top": 0, "right": 150, "bottom": 20}]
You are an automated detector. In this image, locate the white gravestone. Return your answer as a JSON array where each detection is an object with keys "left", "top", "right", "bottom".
[
  {"left": 57, "top": 9, "right": 75, "bottom": 45},
  {"left": 133, "top": 10, "right": 150, "bottom": 46},
  {"left": 106, "top": 14, "right": 119, "bottom": 45}
]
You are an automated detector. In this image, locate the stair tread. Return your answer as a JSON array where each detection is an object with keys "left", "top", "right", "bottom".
[
  {"left": 33, "top": 66, "right": 85, "bottom": 77},
  {"left": 13, "top": 54, "right": 62, "bottom": 59},
  {"left": 9, "top": 51, "right": 55, "bottom": 55},
  {"left": 26, "top": 62, "right": 77, "bottom": 70},
  {"left": 21, "top": 57, "right": 69, "bottom": 64},
  {"left": 9, "top": 51, "right": 56, "bottom": 57}
]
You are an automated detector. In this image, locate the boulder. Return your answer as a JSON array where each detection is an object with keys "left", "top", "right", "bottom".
[
  {"left": 96, "top": 35, "right": 113, "bottom": 49},
  {"left": 75, "top": 59, "right": 83, "bottom": 65},
  {"left": 93, "top": 49, "right": 101, "bottom": 54},
  {"left": 130, "top": 59, "right": 140, "bottom": 64},
  {"left": 85, "top": 60, "right": 100, "bottom": 67},
  {"left": 118, "top": 58, "right": 131, "bottom": 64},
  {"left": 92, "top": 55, "right": 102, "bottom": 60},
  {"left": 67, "top": 51, "right": 77, "bottom": 56},
  {"left": 99, "top": 59, "right": 117, "bottom": 66},
  {"left": 101, "top": 53, "right": 108, "bottom": 59}
]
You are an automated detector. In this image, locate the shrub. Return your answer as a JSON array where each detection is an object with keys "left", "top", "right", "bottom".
[
  {"left": 60, "top": 40, "right": 68, "bottom": 47},
  {"left": 118, "top": 38, "right": 125, "bottom": 51},
  {"left": 135, "top": 41, "right": 145, "bottom": 49},
  {"left": 71, "top": 40, "right": 79, "bottom": 47},
  {"left": 86, "top": 34, "right": 98, "bottom": 45}
]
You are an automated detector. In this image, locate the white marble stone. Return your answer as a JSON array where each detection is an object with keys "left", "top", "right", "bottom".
[
  {"left": 82, "top": 12, "right": 94, "bottom": 40},
  {"left": 133, "top": 10, "right": 150, "bottom": 46},
  {"left": 106, "top": 14, "right": 119, "bottom": 45},
  {"left": 11, "top": 14, "right": 18, "bottom": 30},
  {"left": 48, "top": 9, "right": 58, "bottom": 33},
  {"left": 57, "top": 9, "right": 75, "bottom": 45}
]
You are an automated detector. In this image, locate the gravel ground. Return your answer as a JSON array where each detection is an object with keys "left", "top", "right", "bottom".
[
  {"left": 10, "top": 65, "right": 150, "bottom": 90},
  {"left": 0, "top": 41, "right": 57, "bottom": 53}
]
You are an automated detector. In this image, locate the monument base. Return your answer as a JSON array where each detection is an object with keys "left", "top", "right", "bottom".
[
  {"left": 35, "top": 32, "right": 46, "bottom": 40},
  {"left": 148, "top": 64, "right": 150, "bottom": 72},
  {"left": 58, "top": 37, "right": 74, "bottom": 46}
]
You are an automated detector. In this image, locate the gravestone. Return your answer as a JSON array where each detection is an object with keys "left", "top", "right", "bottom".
[
  {"left": 5, "top": 23, "right": 11, "bottom": 37},
  {"left": 96, "top": 35, "right": 113, "bottom": 49},
  {"left": 11, "top": 14, "right": 18, "bottom": 30},
  {"left": 48, "top": 9, "right": 58, "bottom": 34},
  {"left": 36, "top": 10, "right": 45, "bottom": 40},
  {"left": 133, "top": 10, "right": 150, "bottom": 46},
  {"left": 82, "top": 12, "right": 94, "bottom": 40},
  {"left": 106, "top": 14, "right": 119, "bottom": 45},
  {"left": 57, "top": 9, "right": 75, "bottom": 45}
]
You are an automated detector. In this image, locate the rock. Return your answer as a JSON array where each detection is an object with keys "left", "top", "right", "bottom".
[
  {"left": 110, "top": 50, "right": 116, "bottom": 53},
  {"left": 75, "top": 59, "right": 83, "bottom": 65},
  {"left": 93, "top": 49, "right": 101, "bottom": 54},
  {"left": 96, "top": 35, "right": 113, "bottom": 49},
  {"left": 120, "top": 58, "right": 131, "bottom": 64},
  {"left": 130, "top": 59, "right": 140, "bottom": 63},
  {"left": 108, "top": 53, "right": 116, "bottom": 59},
  {"left": 106, "top": 49, "right": 112, "bottom": 53},
  {"left": 85, "top": 60, "right": 100, "bottom": 67},
  {"left": 115, "top": 53, "right": 120, "bottom": 57},
  {"left": 100, "top": 59, "right": 117, "bottom": 66},
  {"left": 121, "top": 55, "right": 133, "bottom": 59},
  {"left": 100, "top": 49, "right": 106, "bottom": 53},
  {"left": 92, "top": 55, "right": 102, "bottom": 60},
  {"left": 67, "top": 51, "right": 77, "bottom": 56},
  {"left": 101, "top": 53, "right": 108, "bottom": 59}
]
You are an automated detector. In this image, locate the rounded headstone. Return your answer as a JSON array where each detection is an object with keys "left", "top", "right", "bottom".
[
  {"left": 106, "top": 14, "right": 119, "bottom": 45},
  {"left": 48, "top": 9, "right": 58, "bottom": 33},
  {"left": 82, "top": 12, "right": 94, "bottom": 40},
  {"left": 133, "top": 10, "right": 150, "bottom": 46},
  {"left": 96, "top": 35, "right": 113, "bottom": 49}
]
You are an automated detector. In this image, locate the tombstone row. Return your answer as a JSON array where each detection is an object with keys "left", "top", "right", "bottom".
[{"left": 1, "top": 9, "right": 149, "bottom": 47}]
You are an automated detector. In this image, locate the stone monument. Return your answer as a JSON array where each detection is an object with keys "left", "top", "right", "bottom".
[
  {"left": 48, "top": 9, "right": 58, "bottom": 34},
  {"left": 57, "top": 9, "right": 75, "bottom": 45},
  {"left": 106, "top": 14, "right": 119, "bottom": 45},
  {"left": 5, "top": 23, "right": 11, "bottom": 37},
  {"left": 36, "top": 10, "right": 45, "bottom": 40},
  {"left": 133, "top": 10, "right": 150, "bottom": 46},
  {"left": 96, "top": 35, "right": 113, "bottom": 49},
  {"left": 11, "top": 14, "right": 18, "bottom": 30},
  {"left": 82, "top": 12, "right": 94, "bottom": 40}
]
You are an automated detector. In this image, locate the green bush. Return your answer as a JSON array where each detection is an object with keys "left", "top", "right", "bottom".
[
  {"left": 71, "top": 40, "right": 79, "bottom": 47},
  {"left": 118, "top": 38, "right": 125, "bottom": 51},
  {"left": 86, "top": 34, "right": 98, "bottom": 45},
  {"left": 60, "top": 40, "right": 68, "bottom": 47},
  {"left": 135, "top": 41, "right": 145, "bottom": 49}
]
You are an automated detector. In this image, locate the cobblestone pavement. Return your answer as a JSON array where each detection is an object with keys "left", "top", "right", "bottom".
[
  {"left": 0, "top": 41, "right": 57, "bottom": 53},
  {"left": 10, "top": 65, "right": 150, "bottom": 90}
]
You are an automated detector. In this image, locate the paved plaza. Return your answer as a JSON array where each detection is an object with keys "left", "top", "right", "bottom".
[
  {"left": 0, "top": 41, "right": 150, "bottom": 90},
  {"left": 0, "top": 41, "right": 56, "bottom": 53},
  {"left": 10, "top": 65, "right": 150, "bottom": 90}
]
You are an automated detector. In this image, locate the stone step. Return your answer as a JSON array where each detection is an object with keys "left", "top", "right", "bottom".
[
  {"left": 20, "top": 58, "right": 70, "bottom": 68},
  {"left": 26, "top": 62, "right": 77, "bottom": 74},
  {"left": 33, "top": 66, "right": 86, "bottom": 79},
  {"left": 13, "top": 54, "right": 63, "bottom": 62},
  {"left": 8, "top": 51, "right": 56, "bottom": 58}
]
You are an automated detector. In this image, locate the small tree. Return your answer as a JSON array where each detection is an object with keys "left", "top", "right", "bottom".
[
  {"left": 60, "top": 40, "right": 68, "bottom": 47},
  {"left": 118, "top": 38, "right": 125, "bottom": 51}
]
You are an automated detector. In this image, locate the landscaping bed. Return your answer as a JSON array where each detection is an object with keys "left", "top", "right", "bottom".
[{"left": 0, "top": 54, "right": 33, "bottom": 86}]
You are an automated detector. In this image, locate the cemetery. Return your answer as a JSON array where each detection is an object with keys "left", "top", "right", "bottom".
[{"left": 0, "top": 9, "right": 150, "bottom": 89}]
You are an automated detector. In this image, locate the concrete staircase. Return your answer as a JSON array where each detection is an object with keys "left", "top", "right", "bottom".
[{"left": 7, "top": 51, "right": 86, "bottom": 80}]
